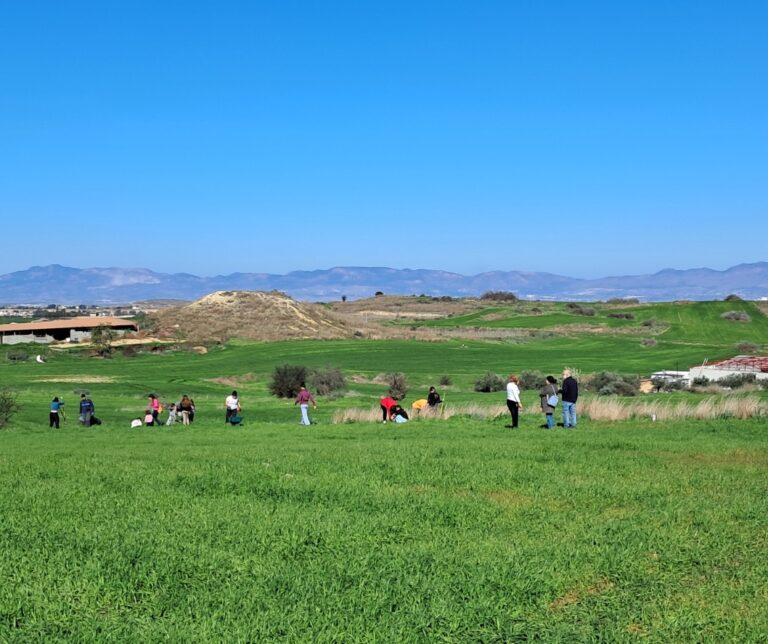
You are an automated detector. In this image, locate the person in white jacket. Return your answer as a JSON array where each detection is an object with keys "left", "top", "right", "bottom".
[{"left": 505, "top": 374, "right": 523, "bottom": 428}]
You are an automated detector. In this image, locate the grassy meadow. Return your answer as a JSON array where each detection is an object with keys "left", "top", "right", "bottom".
[{"left": 1, "top": 300, "right": 767, "bottom": 641}]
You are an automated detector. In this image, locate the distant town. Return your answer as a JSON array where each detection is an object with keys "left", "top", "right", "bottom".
[{"left": 0, "top": 303, "right": 152, "bottom": 319}]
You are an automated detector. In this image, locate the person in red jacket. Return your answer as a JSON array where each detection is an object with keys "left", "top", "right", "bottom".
[{"left": 379, "top": 395, "right": 397, "bottom": 423}]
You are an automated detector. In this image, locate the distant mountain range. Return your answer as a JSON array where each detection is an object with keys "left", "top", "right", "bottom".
[{"left": 0, "top": 263, "right": 766, "bottom": 305}]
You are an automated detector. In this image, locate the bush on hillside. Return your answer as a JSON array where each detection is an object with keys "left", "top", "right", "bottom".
[
  {"left": 474, "top": 372, "right": 505, "bottom": 393},
  {"left": 439, "top": 375, "right": 452, "bottom": 386},
  {"left": 608, "top": 312, "right": 635, "bottom": 320},
  {"left": 724, "top": 294, "right": 743, "bottom": 301},
  {"left": 566, "top": 303, "right": 596, "bottom": 316},
  {"left": 518, "top": 370, "right": 545, "bottom": 391},
  {"left": 385, "top": 372, "right": 409, "bottom": 400},
  {"left": 735, "top": 342, "right": 760, "bottom": 354},
  {"left": 640, "top": 338, "right": 657, "bottom": 347},
  {"left": 721, "top": 310, "right": 751, "bottom": 322},
  {"left": 640, "top": 318, "right": 657, "bottom": 327},
  {"left": 589, "top": 371, "right": 640, "bottom": 396},
  {"left": 269, "top": 364, "right": 308, "bottom": 398},
  {"left": 480, "top": 291, "right": 518, "bottom": 302},
  {"left": 0, "top": 389, "right": 19, "bottom": 429},
  {"left": 690, "top": 376, "right": 710, "bottom": 388},
  {"left": 309, "top": 367, "right": 347, "bottom": 396}
]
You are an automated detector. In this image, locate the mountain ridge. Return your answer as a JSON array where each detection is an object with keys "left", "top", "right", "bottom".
[{"left": 0, "top": 262, "right": 766, "bottom": 305}]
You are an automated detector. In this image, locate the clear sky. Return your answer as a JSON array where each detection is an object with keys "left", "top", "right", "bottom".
[{"left": 1, "top": 1, "right": 766, "bottom": 278}]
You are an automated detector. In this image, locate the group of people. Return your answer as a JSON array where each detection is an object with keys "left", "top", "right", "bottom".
[
  {"left": 48, "top": 393, "right": 102, "bottom": 428},
  {"left": 131, "top": 393, "right": 196, "bottom": 428},
  {"left": 379, "top": 386, "right": 443, "bottom": 424},
  {"left": 505, "top": 369, "right": 579, "bottom": 430},
  {"left": 49, "top": 372, "right": 578, "bottom": 430}
]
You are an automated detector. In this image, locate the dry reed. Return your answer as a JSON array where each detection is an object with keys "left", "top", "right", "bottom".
[{"left": 332, "top": 395, "right": 768, "bottom": 424}]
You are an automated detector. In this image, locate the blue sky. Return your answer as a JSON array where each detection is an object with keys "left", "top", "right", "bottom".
[{"left": 1, "top": 1, "right": 766, "bottom": 279}]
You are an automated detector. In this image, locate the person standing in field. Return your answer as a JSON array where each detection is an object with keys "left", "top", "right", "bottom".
[
  {"left": 427, "top": 386, "right": 442, "bottom": 408},
  {"left": 178, "top": 395, "right": 194, "bottom": 426},
  {"left": 49, "top": 396, "right": 64, "bottom": 429},
  {"left": 295, "top": 385, "right": 317, "bottom": 425},
  {"left": 505, "top": 374, "right": 522, "bottom": 428},
  {"left": 225, "top": 390, "right": 240, "bottom": 424},
  {"left": 148, "top": 393, "right": 160, "bottom": 426},
  {"left": 165, "top": 403, "right": 177, "bottom": 425},
  {"left": 79, "top": 393, "right": 94, "bottom": 427},
  {"left": 539, "top": 376, "right": 558, "bottom": 430},
  {"left": 560, "top": 369, "right": 579, "bottom": 428}
]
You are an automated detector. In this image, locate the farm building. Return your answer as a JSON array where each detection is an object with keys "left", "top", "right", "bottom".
[
  {"left": 689, "top": 356, "right": 768, "bottom": 382},
  {"left": 0, "top": 316, "right": 138, "bottom": 345}
]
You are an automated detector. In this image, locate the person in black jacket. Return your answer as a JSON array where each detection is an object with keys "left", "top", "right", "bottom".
[
  {"left": 560, "top": 369, "right": 579, "bottom": 428},
  {"left": 427, "top": 386, "right": 442, "bottom": 408}
]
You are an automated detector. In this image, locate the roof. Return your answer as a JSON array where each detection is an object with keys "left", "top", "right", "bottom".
[
  {"left": 0, "top": 316, "right": 138, "bottom": 333},
  {"left": 705, "top": 355, "right": 768, "bottom": 373}
]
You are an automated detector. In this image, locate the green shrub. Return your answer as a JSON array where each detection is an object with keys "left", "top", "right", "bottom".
[
  {"left": 589, "top": 371, "right": 640, "bottom": 396},
  {"left": 385, "top": 372, "right": 409, "bottom": 400},
  {"left": 735, "top": 342, "right": 759, "bottom": 353},
  {"left": 641, "top": 338, "right": 657, "bottom": 347},
  {"left": 474, "top": 372, "right": 505, "bottom": 393},
  {"left": 519, "top": 370, "right": 545, "bottom": 391},
  {"left": 691, "top": 376, "right": 710, "bottom": 387},
  {"left": 6, "top": 350, "right": 29, "bottom": 363},
  {"left": 439, "top": 375, "right": 452, "bottom": 386},
  {"left": 718, "top": 373, "right": 756, "bottom": 389},
  {"left": 608, "top": 312, "right": 635, "bottom": 320},
  {"left": 269, "top": 365, "right": 308, "bottom": 398},
  {"left": 566, "top": 303, "right": 596, "bottom": 316},
  {"left": 309, "top": 367, "right": 347, "bottom": 396},
  {"left": 651, "top": 377, "right": 685, "bottom": 392},
  {"left": 0, "top": 389, "right": 19, "bottom": 429}
]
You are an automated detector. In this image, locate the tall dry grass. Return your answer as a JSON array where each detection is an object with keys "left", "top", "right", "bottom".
[
  {"left": 332, "top": 395, "right": 768, "bottom": 424},
  {"left": 581, "top": 394, "right": 768, "bottom": 422},
  {"left": 332, "top": 404, "right": 514, "bottom": 424}
]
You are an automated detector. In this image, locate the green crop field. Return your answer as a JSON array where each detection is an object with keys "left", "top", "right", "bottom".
[{"left": 1, "top": 302, "right": 767, "bottom": 641}]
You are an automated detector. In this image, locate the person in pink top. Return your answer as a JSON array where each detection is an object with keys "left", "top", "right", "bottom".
[
  {"left": 294, "top": 385, "right": 317, "bottom": 425},
  {"left": 148, "top": 393, "right": 160, "bottom": 426}
]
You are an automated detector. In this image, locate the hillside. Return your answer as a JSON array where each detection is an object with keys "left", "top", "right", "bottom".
[{"left": 152, "top": 291, "right": 356, "bottom": 343}]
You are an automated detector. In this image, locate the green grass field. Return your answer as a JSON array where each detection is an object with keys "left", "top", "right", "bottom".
[
  {"left": 1, "top": 302, "right": 767, "bottom": 641},
  {"left": 2, "top": 419, "right": 767, "bottom": 641}
]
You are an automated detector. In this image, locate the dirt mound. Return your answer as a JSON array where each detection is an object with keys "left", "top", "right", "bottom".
[{"left": 152, "top": 290, "right": 354, "bottom": 342}]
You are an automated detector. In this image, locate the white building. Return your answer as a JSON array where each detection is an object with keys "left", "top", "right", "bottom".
[{"left": 689, "top": 356, "right": 768, "bottom": 382}]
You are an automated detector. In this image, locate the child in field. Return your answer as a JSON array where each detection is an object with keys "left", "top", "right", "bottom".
[
  {"left": 144, "top": 409, "right": 154, "bottom": 426},
  {"left": 391, "top": 404, "right": 409, "bottom": 423},
  {"left": 165, "top": 403, "right": 177, "bottom": 425}
]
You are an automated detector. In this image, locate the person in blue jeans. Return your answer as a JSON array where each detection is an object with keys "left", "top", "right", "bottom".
[
  {"left": 539, "top": 376, "right": 558, "bottom": 429},
  {"left": 560, "top": 369, "right": 579, "bottom": 428},
  {"left": 79, "top": 393, "right": 94, "bottom": 427}
]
